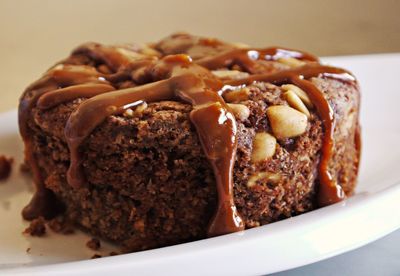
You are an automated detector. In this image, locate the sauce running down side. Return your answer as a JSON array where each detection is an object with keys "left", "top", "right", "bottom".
[{"left": 19, "top": 34, "right": 358, "bottom": 236}]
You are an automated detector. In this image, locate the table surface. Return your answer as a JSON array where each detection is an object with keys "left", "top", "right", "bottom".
[{"left": 1, "top": 1, "right": 399, "bottom": 274}]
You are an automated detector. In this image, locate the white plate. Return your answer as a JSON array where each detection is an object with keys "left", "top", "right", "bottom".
[{"left": 1, "top": 54, "right": 400, "bottom": 276}]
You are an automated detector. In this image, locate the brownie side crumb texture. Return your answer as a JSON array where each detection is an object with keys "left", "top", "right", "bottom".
[
  {"left": 24, "top": 217, "right": 46, "bottom": 237},
  {"left": 0, "top": 155, "right": 13, "bottom": 181}
]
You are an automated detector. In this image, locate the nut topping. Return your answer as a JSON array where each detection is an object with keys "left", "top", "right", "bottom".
[
  {"left": 281, "top": 84, "right": 313, "bottom": 108},
  {"left": 227, "top": 103, "right": 250, "bottom": 121},
  {"left": 123, "top": 102, "right": 148, "bottom": 117},
  {"left": 212, "top": 70, "right": 249, "bottom": 80},
  {"left": 247, "top": 172, "right": 281, "bottom": 188},
  {"left": 140, "top": 45, "right": 162, "bottom": 57},
  {"left": 266, "top": 105, "right": 308, "bottom": 139},
  {"left": 232, "top": 42, "right": 250, "bottom": 49},
  {"left": 223, "top": 87, "right": 250, "bottom": 103},
  {"left": 277, "top": 57, "right": 306, "bottom": 68},
  {"left": 284, "top": 90, "right": 310, "bottom": 118},
  {"left": 251, "top": 132, "right": 277, "bottom": 162}
]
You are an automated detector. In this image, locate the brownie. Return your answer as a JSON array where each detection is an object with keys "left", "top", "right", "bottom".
[{"left": 18, "top": 33, "right": 361, "bottom": 252}]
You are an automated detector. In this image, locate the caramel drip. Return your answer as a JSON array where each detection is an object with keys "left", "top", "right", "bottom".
[
  {"left": 49, "top": 64, "right": 106, "bottom": 86},
  {"left": 291, "top": 77, "right": 344, "bottom": 206},
  {"left": 225, "top": 64, "right": 354, "bottom": 86},
  {"left": 19, "top": 65, "right": 110, "bottom": 220},
  {"left": 37, "top": 83, "right": 116, "bottom": 109},
  {"left": 197, "top": 47, "right": 318, "bottom": 73},
  {"left": 20, "top": 36, "right": 358, "bottom": 237},
  {"left": 19, "top": 84, "right": 62, "bottom": 220}
]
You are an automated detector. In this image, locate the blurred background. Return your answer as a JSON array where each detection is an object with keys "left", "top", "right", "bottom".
[{"left": 0, "top": 0, "right": 399, "bottom": 112}]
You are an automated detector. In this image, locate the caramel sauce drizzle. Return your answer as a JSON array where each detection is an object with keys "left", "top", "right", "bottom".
[
  {"left": 19, "top": 64, "right": 111, "bottom": 220},
  {"left": 197, "top": 47, "right": 318, "bottom": 73},
  {"left": 19, "top": 35, "right": 357, "bottom": 236}
]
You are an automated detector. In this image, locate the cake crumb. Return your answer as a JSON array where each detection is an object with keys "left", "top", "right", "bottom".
[
  {"left": 0, "top": 155, "right": 13, "bottom": 181},
  {"left": 91, "top": 254, "right": 102, "bottom": 259},
  {"left": 86, "top": 238, "right": 101, "bottom": 250},
  {"left": 23, "top": 217, "right": 46, "bottom": 237},
  {"left": 26, "top": 247, "right": 31, "bottom": 254},
  {"left": 48, "top": 216, "right": 75, "bottom": 235}
]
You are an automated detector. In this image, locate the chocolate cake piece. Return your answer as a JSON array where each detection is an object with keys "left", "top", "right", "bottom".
[{"left": 18, "top": 33, "right": 361, "bottom": 252}]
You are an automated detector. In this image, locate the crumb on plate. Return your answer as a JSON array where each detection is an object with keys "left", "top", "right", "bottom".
[
  {"left": 86, "top": 238, "right": 101, "bottom": 251},
  {"left": 0, "top": 155, "right": 13, "bottom": 181},
  {"left": 23, "top": 217, "right": 46, "bottom": 237}
]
